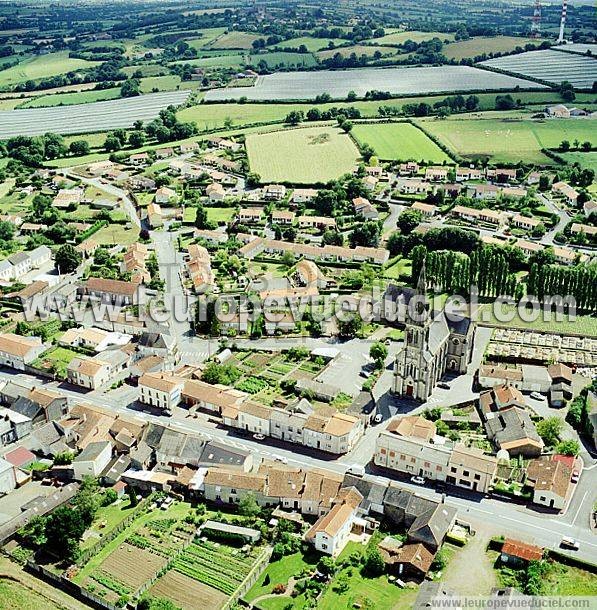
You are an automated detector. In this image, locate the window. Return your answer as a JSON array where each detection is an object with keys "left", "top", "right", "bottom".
[
  {"left": 463, "top": 470, "right": 470, "bottom": 477},
  {"left": 424, "top": 461, "right": 430, "bottom": 468},
  {"left": 436, "top": 465, "right": 442, "bottom": 472},
  {"left": 389, "top": 451, "right": 395, "bottom": 458},
  {"left": 410, "top": 457, "right": 416, "bottom": 463},
  {"left": 451, "top": 466, "right": 457, "bottom": 473},
  {"left": 474, "top": 474, "right": 480, "bottom": 481},
  {"left": 380, "top": 448, "right": 386, "bottom": 454}
]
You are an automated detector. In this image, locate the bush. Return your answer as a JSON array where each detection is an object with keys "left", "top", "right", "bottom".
[{"left": 272, "top": 583, "right": 287, "bottom": 594}]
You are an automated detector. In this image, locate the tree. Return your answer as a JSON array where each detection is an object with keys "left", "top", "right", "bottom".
[
  {"left": 346, "top": 90, "right": 357, "bottom": 101},
  {"left": 55, "top": 244, "right": 82, "bottom": 274},
  {"left": 363, "top": 547, "right": 385, "bottom": 576},
  {"left": 555, "top": 439, "right": 580, "bottom": 457},
  {"left": 340, "top": 120, "right": 353, "bottom": 133},
  {"left": 128, "top": 130, "right": 146, "bottom": 148},
  {"left": 54, "top": 451, "right": 74, "bottom": 465},
  {"left": 44, "top": 505, "right": 86, "bottom": 562},
  {"left": 69, "top": 140, "right": 90, "bottom": 156},
  {"left": 137, "top": 597, "right": 180, "bottom": 610},
  {"left": 239, "top": 492, "right": 261, "bottom": 517},
  {"left": 102, "top": 488, "right": 118, "bottom": 506},
  {"left": 337, "top": 314, "right": 363, "bottom": 339},
  {"left": 104, "top": 135, "right": 122, "bottom": 152},
  {"left": 285, "top": 110, "right": 304, "bottom": 125},
  {"left": 559, "top": 140, "right": 571, "bottom": 152},
  {"left": 397, "top": 209, "right": 422, "bottom": 235},
  {"left": 349, "top": 220, "right": 381, "bottom": 248},
  {"left": 0, "top": 220, "right": 15, "bottom": 243},
  {"left": 121, "top": 78, "right": 141, "bottom": 97},
  {"left": 317, "top": 556, "right": 336, "bottom": 576},
  {"left": 538, "top": 175, "right": 550, "bottom": 192},
  {"left": 536, "top": 416, "right": 563, "bottom": 446},
  {"left": 19, "top": 515, "right": 47, "bottom": 547},
  {"left": 581, "top": 141, "right": 592, "bottom": 152},
  {"left": 369, "top": 342, "right": 388, "bottom": 369},
  {"left": 194, "top": 205, "right": 209, "bottom": 229}
]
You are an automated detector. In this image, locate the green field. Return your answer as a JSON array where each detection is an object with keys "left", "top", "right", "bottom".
[
  {"left": 185, "top": 28, "right": 229, "bottom": 50},
  {"left": 274, "top": 36, "right": 345, "bottom": 52},
  {"left": 246, "top": 126, "right": 361, "bottom": 184},
  {"left": 174, "top": 54, "right": 247, "bottom": 69},
  {"left": 352, "top": 121, "right": 452, "bottom": 162},
  {"left": 560, "top": 151, "right": 597, "bottom": 173},
  {"left": 369, "top": 29, "right": 455, "bottom": 45},
  {"left": 206, "top": 31, "right": 262, "bottom": 50},
  {"left": 443, "top": 36, "right": 547, "bottom": 60},
  {"left": 0, "top": 51, "right": 99, "bottom": 88},
  {"left": 422, "top": 116, "right": 597, "bottom": 164},
  {"left": 248, "top": 51, "right": 317, "bottom": 68},
  {"left": 19, "top": 87, "right": 121, "bottom": 108},
  {"left": 317, "top": 44, "right": 398, "bottom": 59},
  {"left": 140, "top": 75, "right": 182, "bottom": 92}
]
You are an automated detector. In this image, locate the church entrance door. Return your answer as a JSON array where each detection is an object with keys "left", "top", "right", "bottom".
[{"left": 406, "top": 385, "right": 414, "bottom": 397}]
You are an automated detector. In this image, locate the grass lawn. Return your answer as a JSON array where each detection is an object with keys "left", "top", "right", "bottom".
[
  {"left": 80, "top": 498, "right": 137, "bottom": 551},
  {"left": 368, "top": 30, "right": 454, "bottom": 45},
  {"left": 173, "top": 54, "right": 247, "bottom": 69},
  {"left": 383, "top": 257, "right": 412, "bottom": 279},
  {"left": 207, "top": 207, "right": 236, "bottom": 223},
  {"left": 542, "top": 560, "right": 597, "bottom": 596},
  {"left": 479, "top": 304, "right": 597, "bottom": 338},
  {"left": 185, "top": 28, "right": 229, "bottom": 50},
  {"left": 244, "top": 552, "right": 317, "bottom": 602},
  {"left": 351, "top": 122, "right": 452, "bottom": 163},
  {"left": 443, "top": 36, "right": 547, "bottom": 60},
  {"left": 140, "top": 75, "right": 182, "bottom": 93},
  {"left": 0, "top": 51, "right": 99, "bottom": 88},
  {"left": 421, "top": 116, "right": 597, "bottom": 164},
  {"left": 94, "top": 224, "right": 139, "bottom": 246},
  {"left": 246, "top": 126, "right": 360, "bottom": 184},
  {"left": 0, "top": 577, "right": 64, "bottom": 610},
  {"left": 19, "top": 88, "right": 121, "bottom": 108}
]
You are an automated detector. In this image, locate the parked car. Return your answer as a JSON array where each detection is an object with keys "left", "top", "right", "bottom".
[
  {"left": 163, "top": 409, "right": 173, "bottom": 417},
  {"left": 560, "top": 537, "right": 579, "bottom": 550},
  {"left": 410, "top": 476, "right": 426, "bottom": 485},
  {"left": 360, "top": 370, "right": 372, "bottom": 379},
  {"left": 252, "top": 433, "right": 266, "bottom": 441},
  {"left": 347, "top": 464, "right": 365, "bottom": 476},
  {"left": 373, "top": 413, "right": 383, "bottom": 424},
  {"left": 530, "top": 392, "right": 545, "bottom": 401},
  {"left": 571, "top": 469, "right": 580, "bottom": 483},
  {"left": 274, "top": 455, "right": 288, "bottom": 464},
  {"left": 437, "top": 382, "right": 450, "bottom": 390}
]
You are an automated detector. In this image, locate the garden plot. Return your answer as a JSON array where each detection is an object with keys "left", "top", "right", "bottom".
[
  {"left": 149, "top": 569, "right": 228, "bottom": 610},
  {"left": 481, "top": 49, "right": 597, "bottom": 89}
]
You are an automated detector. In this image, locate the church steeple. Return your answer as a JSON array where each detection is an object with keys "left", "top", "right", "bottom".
[{"left": 416, "top": 260, "right": 427, "bottom": 297}]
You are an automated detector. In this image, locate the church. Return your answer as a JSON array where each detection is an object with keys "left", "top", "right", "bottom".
[{"left": 393, "top": 265, "right": 476, "bottom": 402}]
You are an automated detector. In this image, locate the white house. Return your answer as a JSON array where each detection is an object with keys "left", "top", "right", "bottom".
[
  {"left": 0, "top": 333, "right": 46, "bottom": 370},
  {"left": 7, "top": 252, "right": 31, "bottom": 277},
  {"left": 28, "top": 245, "right": 52, "bottom": 269},
  {"left": 139, "top": 373, "right": 184, "bottom": 410},
  {"left": 0, "top": 457, "right": 16, "bottom": 493},
  {"left": 72, "top": 441, "right": 112, "bottom": 480}
]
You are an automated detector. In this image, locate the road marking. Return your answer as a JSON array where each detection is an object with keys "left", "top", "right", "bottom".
[{"left": 572, "top": 491, "right": 589, "bottom": 525}]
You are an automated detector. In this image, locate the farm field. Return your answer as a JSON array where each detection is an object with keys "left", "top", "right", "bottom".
[
  {"left": 0, "top": 51, "right": 99, "bottom": 88},
  {"left": 351, "top": 122, "right": 452, "bottom": 162},
  {"left": 368, "top": 29, "right": 454, "bottom": 45},
  {"left": 421, "top": 116, "right": 597, "bottom": 164},
  {"left": 274, "top": 36, "right": 346, "bottom": 52},
  {"left": 204, "top": 65, "right": 546, "bottom": 101},
  {"left": 0, "top": 90, "right": 192, "bottom": 138},
  {"left": 139, "top": 75, "right": 182, "bottom": 92},
  {"left": 19, "top": 87, "right": 122, "bottom": 108},
  {"left": 174, "top": 54, "right": 247, "bottom": 69},
  {"left": 560, "top": 151, "right": 597, "bottom": 173},
  {"left": 185, "top": 28, "right": 229, "bottom": 49},
  {"left": 94, "top": 224, "right": 139, "bottom": 246},
  {"left": 245, "top": 126, "right": 360, "bottom": 183},
  {"left": 149, "top": 569, "right": 228, "bottom": 610},
  {"left": 317, "top": 44, "right": 398, "bottom": 59},
  {"left": 443, "top": 36, "right": 546, "bottom": 60},
  {"left": 481, "top": 49, "right": 597, "bottom": 89},
  {"left": 248, "top": 51, "right": 317, "bottom": 68},
  {"left": 206, "top": 31, "right": 262, "bottom": 49},
  {"left": 99, "top": 542, "right": 168, "bottom": 591}
]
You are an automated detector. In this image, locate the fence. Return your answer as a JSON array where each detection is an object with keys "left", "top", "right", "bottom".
[
  {"left": 224, "top": 546, "right": 273, "bottom": 610},
  {"left": 26, "top": 561, "right": 118, "bottom": 610},
  {"left": 77, "top": 497, "right": 149, "bottom": 566}
]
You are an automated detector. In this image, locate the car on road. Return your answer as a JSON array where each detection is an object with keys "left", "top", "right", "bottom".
[
  {"left": 274, "top": 455, "right": 288, "bottom": 464},
  {"left": 530, "top": 392, "right": 545, "bottom": 401},
  {"left": 360, "top": 370, "right": 372, "bottom": 379},
  {"left": 410, "top": 476, "right": 426, "bottom": 485},
  {"left": 560, "top": 537, "right": 579, "bottom": 550},
  {"left": 373, "top": 413, "right": 383, "bottom": 424},
  {"left": 437, "top": 382, "right": 450, "bottom": 390},
  {"left": 252, "top": 433, "right": 266, "bottom": 441},
  {"left": 571, "top": 469, "right": 580, "bottom": 483},
  {"left": 347, "top": 464, "right": 366, "bottom": 476},
  {"left": 163, "top": 409, "right": 173, "bottom": 417}
]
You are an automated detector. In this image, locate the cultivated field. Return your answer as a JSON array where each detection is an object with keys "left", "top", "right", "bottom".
[
  {"left": 19, "top": 88, "right": 121, "bottom": 108},
  {"left": 248, "top": 51, "right": 317, "bottom": 68},
  {"left": 317, "top": 44, "right": 398, "bottom": 59},
  {"left": 0, "top": 90, "right": 191, "bottom": 138},
  {"left": 274, "top": 36, "right": 346, "bottom": 52},
  {"left": 206, "top": 31, "right": 262, "bottom": 49},
  {"left": 351, "top": 122, "right": 452, "bottom": 162},
  {"left": 0, "top": 51, "right": 99, "bottom": 89},
  {"left": 368, "top": 30, "right": 455, "bottom": 45},
  {"left": 481, "top": 49, "right": 597, "bottom": 89},
  {"left": 100, "top": 542, "right": 168, "bottom": 591},
  {"left": 246, "top": 126, "right": 360, "bottom": 183},
  {"left": 421, "top": 116, "right": 597, "bottom": 164},
  {"left": 149, "top": 569, "right": 228, "bottom": 610},
  {"left": 443, "top": 36, "right": 546, "bottom": 60},
  {"left": 204, "top": 65, "right": 546, "bottom": 101},
  {"left": 560, "top": 151, "right": 597, "bottom": 173}
]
